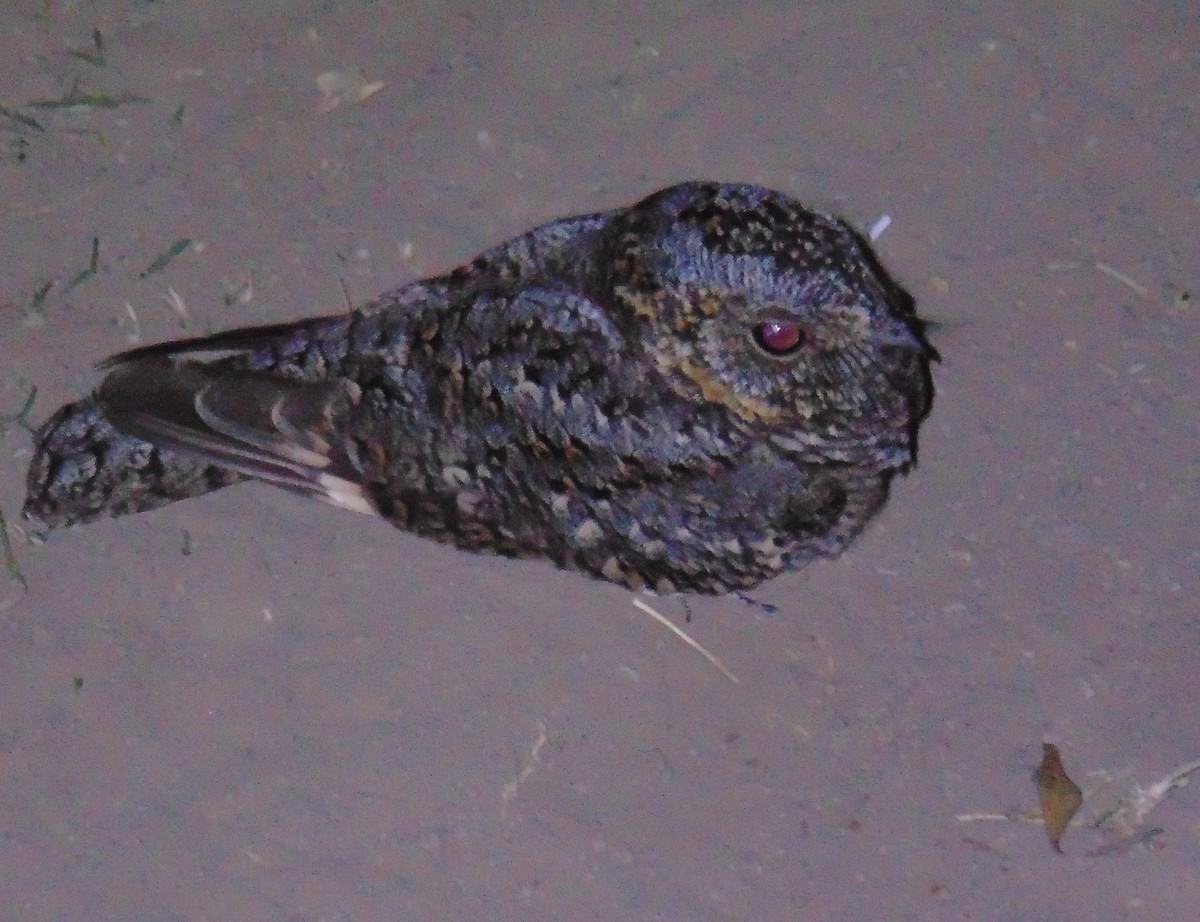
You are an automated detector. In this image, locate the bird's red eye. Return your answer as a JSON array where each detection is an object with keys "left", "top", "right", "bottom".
[{"left": 752, "top": 319, "right": 805, "bottom": 356}]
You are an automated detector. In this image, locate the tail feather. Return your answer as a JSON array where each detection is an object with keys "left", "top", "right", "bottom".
[{"left": 22, "top": 395, "right": 243, "bottom": 531}]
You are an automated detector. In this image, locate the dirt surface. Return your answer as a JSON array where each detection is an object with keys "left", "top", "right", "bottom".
[{"left": 1, "top": 3, "right": 1197, "bottom": 920}]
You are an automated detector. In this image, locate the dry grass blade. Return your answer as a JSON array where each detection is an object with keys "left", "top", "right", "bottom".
[
  {"left": 23, "top": 279, "right": 53, "bottom": 328},
  {"left": 0, "top": 103, "right": 44, "bottom": 132},
  {"left": 67, "top": 29, "right": 106, "bottom": 66},
  {"left": 29, "top": 80, "right": 147, "bottom": 109},
  {"left": 501, "top": 720, "right": 549, "bottom": 815},
  {"left": 122, "top": 302, "right": 142, "bottom": 342},
  {"left": 1094, "top": 262, "right": 1149, "bottom": 298},
  {"left": 140, "top": 238, "right": 191, "bottom": 278},
  {"left": 0, "top": 509, "right": 27, "bottom": 591},
  {"left": 1088, "top": 758, "right": 1200, "bottom": 855},
  {"left": 64, "top": 237, "right": 100, "bottom": 294},
  {"left": 0, "top": 384, "right": 37, "bottom": 436},
  {"left": 161, "top": 287, "right": 190, "bottom": 325},
  {"left": 632, "top": 597, "right": 739, "bottom": 684}
]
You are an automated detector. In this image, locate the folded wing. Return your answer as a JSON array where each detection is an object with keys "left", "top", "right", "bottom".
[{"left": 97, "top": 353, "right": 376, "bottom": 516}]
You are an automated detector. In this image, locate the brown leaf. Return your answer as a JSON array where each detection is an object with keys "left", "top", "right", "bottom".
[{"left": 1033, "top": 743, "right": 1083, "bottom": 852}]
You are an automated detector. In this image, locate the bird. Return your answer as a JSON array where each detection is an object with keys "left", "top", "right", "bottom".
[{"left": 22, "top": 181, "right": 934, "bottom": 594}]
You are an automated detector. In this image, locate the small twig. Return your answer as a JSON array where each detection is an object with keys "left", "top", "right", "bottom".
[
  {"left": 632, "top": 596, "right": 739, "bottom": 684},
  {"left": 957, "top": 774, "right": 1116, "bottom": 827},
  {"left": 956, "top": 809, "right": 1042, "bottom": 824}
]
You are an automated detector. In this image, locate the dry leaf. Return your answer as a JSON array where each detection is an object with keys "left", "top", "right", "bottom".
[
  {"left": 316, "top": 69, "right": 384, "bottom": 112},
  {"left": 1034, "top": 743, "right": 1083, "bottom": 852}
]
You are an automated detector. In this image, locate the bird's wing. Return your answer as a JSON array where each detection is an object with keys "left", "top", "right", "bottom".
[{"left": 97, "top": 354, "right": 376, "bottom": 515}]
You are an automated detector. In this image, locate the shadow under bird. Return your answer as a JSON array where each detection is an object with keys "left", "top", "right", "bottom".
[{"left": 23, "top": 182, "right": 935, "bottom": 594}]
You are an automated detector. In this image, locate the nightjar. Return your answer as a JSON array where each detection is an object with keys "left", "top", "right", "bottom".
[{"left": 23, "top": 182, "right": 934, "bottom": 594}]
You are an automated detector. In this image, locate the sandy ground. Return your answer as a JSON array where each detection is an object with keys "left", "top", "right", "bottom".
[{"left": 1, "top": 2, "right": 1197, "bottom": 920}]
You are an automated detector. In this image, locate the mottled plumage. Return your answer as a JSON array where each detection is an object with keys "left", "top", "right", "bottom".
[{"left": 24, "top": 182, "right": 934, "bottom": 593}]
